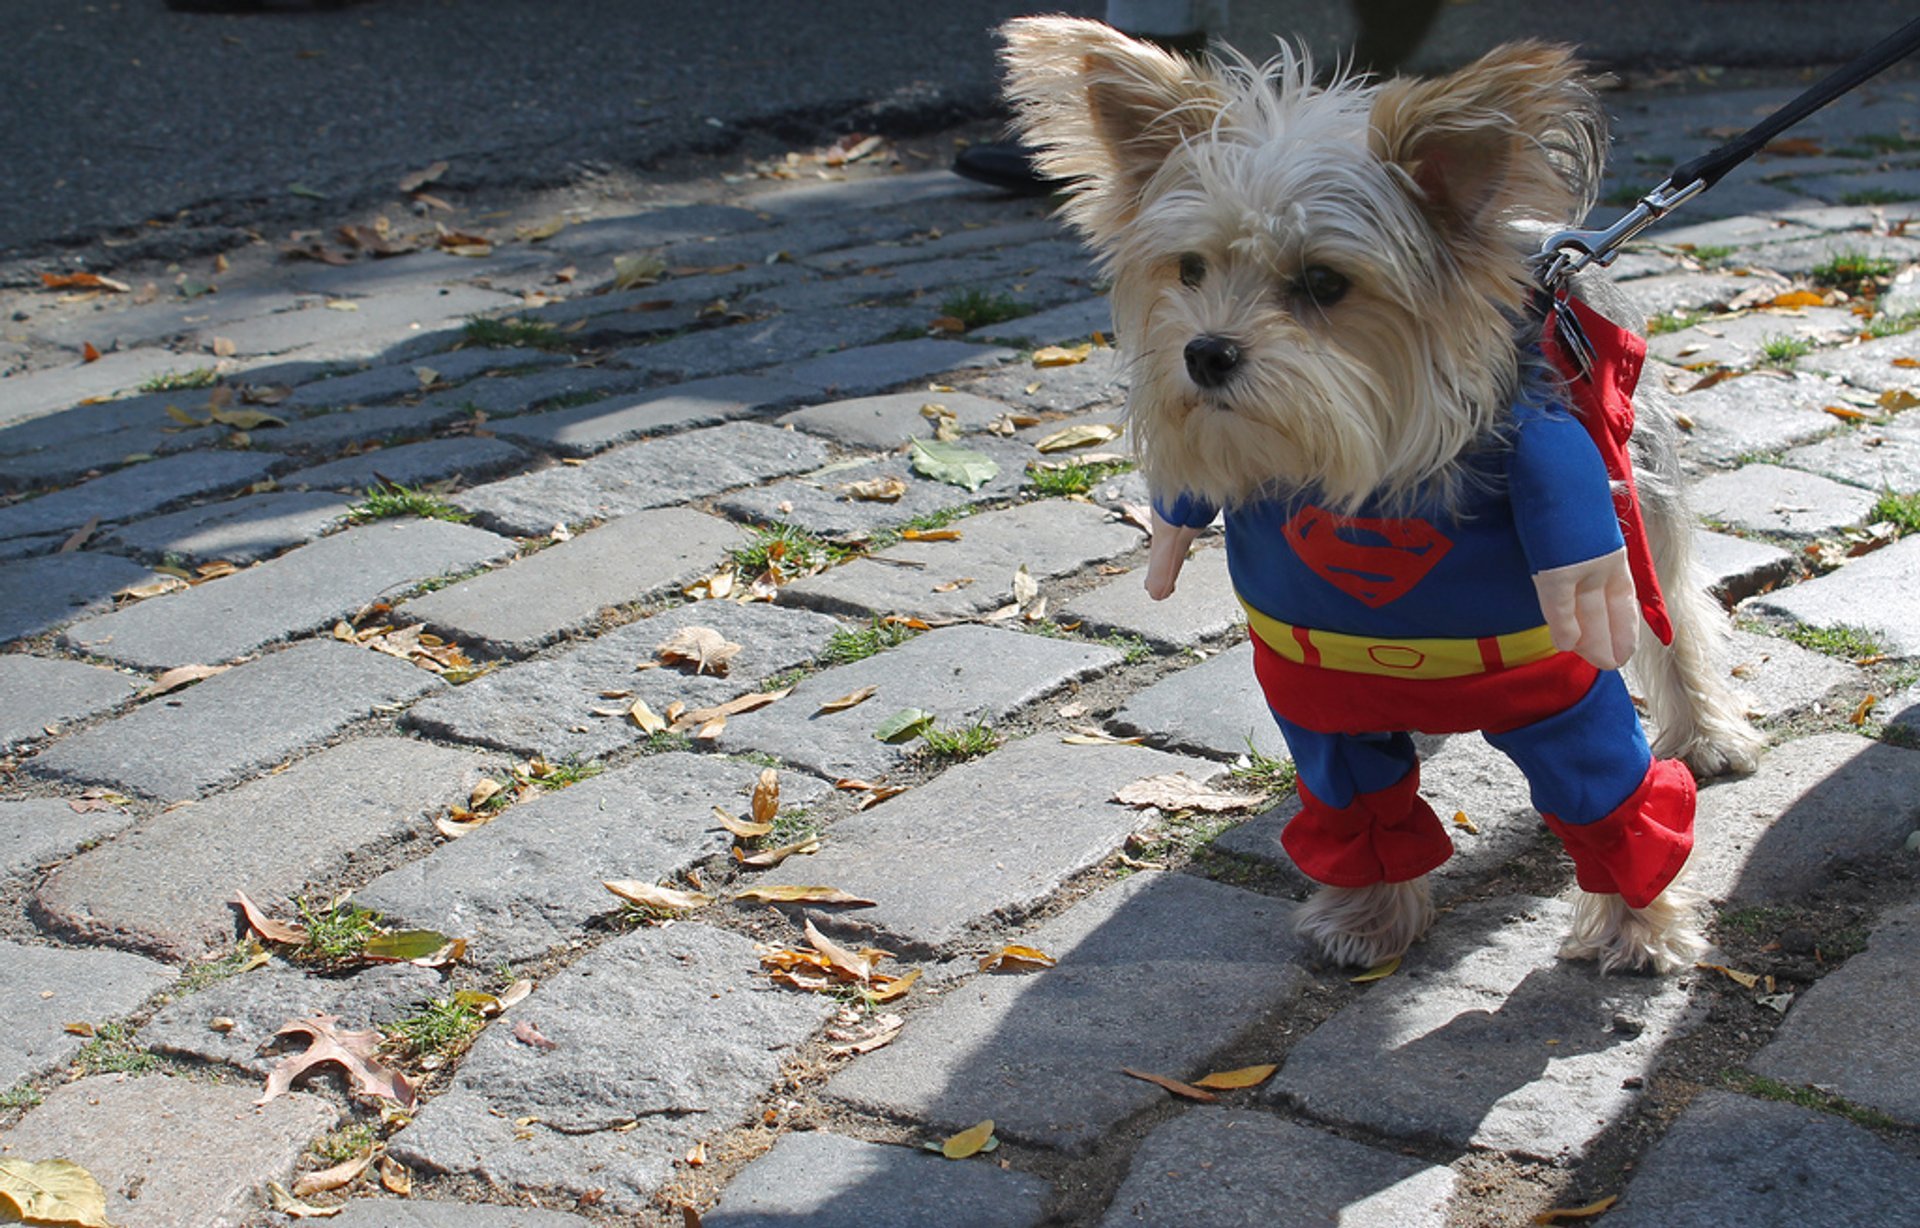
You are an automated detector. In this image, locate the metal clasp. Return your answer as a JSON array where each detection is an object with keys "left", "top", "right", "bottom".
[{"left": 1532, "top": 177, "right": 1707, "bottom": 289}]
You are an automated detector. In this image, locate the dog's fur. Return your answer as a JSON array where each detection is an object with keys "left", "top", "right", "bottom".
[{"left": 1001, "top": 18, "right": 1764, "bottom": 973}]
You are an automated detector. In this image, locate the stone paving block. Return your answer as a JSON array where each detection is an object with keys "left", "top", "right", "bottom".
[
  {"left": 1781, "top": 417, "right": 1920, "bottom": 491},
  {"left": 766, "top": 338, "right": 1015, "bottom": 399},
  {"left": 0, "top": 420, "right": 227, "bottom": 495},
  {"left": 1673, "top": 371, "right": 1844, "bottom": 469},
  {"left": 0, "top": 1075, "right": 336, "bottom": 1228},
  {"left": 1722, "top": 628, "right": 1865, "bottom": 721},
  {"left": 715, "top": 624, "right": 1123, "bottom": 781},
  {"left": 1060, "top": 548, "right": 1242, "bottom": 650},
  {"left": 607, "top": 306, "right": 928, "bottom": 384},
  {"left": 1604, "top": 1090, "right": 1920, "bottom": 1228},
  {"left": 30, "top": 639, "right": 442, "bottom": 800},
  {"left": 1098, "top": 1109, "right": 1455, "bottom": 1228},
  {"left": 797, "top": 218, "right": 1061, "bottom": 274},
  {"left": 399, "top": 507, "right": 742, "bottom": 656},
  {"left": 1214, "top": 732, "right": 1552, "bottom": 898},
  {"left": 355, "top": 754, "right": 827, "bottom": 963},
  {"left": 1690, "top": 733, "right": 1920, "bottom": 904},
  {"left": 267, "top": 398, "right": 488, "bottom": 454},
  {"left": 281, "top": 348, "right": 571, "bottom": 414},
  {"left": 826, "top": 871, "right": 1303, "bottom": 1155},
  {"left": 1648, "top": 214, "right": 1822, "bottom": 251},
  {"left": 1719, "top": 233, "right": 1920, "bottom": 277},
  {"left": 705, "top": 1131, "right": 1051, "bottom": 1228},
  {"left": 757, "top": 737, "right": 1209, "bottom": 956},
  {"left": 0, "top": 654, "right": 136, "bottom": 748},
  {"left": 0, "top": 942, "right": 175, "bottom": 1088},
  {"left": 61, "top": 517, "right": 514, "bottom": 670},
  {"left": 406, "top": 364, "right": 653, "bottom": 420},
  {"left": 452, "top": 422, "right": 827, "bottom": 536},
  {"left": 1743, "top": 534, "right": 1920, "bottom": 655},
  {"left": 1693, "top": 529, "right": 1796, "bottom": 603},
  {"left": 1108, "top": 642, "right": 1288, "bottom": 762},
  {"left": 781, "top": 501, "right": 1142, "bottom": 621},
  {"left": 404, "top": 599, "right": 840, "bottom": 759},
  {"left": 0, "top": 348, "right": 205, "bottom": 430},
  {"left": 0, "top": 532, "right": 64, "bottom": 562},
  {"left": 744, "top": 169, "right": 987, "bottom": 218},
  {"left": 972, "top": 296, "right": 1114, "bottom": 348},
  {"left": 329, "top": 1201, "right": 594, "bottom": 1227},
  {"left": 96, "top": 490, "right": 355, "bottom": 564},
  {"left": 1, "top": 798, "right": 139, "bottom": 886},
  {"left": 962, "top": 346, "right": 1129, "bottom": 414},
  {"left": 1268, "top": 895, "right": 1699, "bottom": 1162},
  {"left": 538, "top": 201, "right": 769, "bottom": 259},
  {"left": 713, "top": 439, "right": 1037, "bottom": 540},
  {"left": 0, "top": 551, "right": 166, "bottom": 645},
  {"left": 0, "top": 450, "right": 286, "bottom": 543},
  {"left": 33, "top": 736, "right": 491, "bottom": 959},
  {"left": 1645, "top": 307, "right": 1857, "bottom": 369},
  {"left": 209, "top": 284, "right": 517, "bottom": 362},
  {"left": 1794, "top": 327, "right": 1920, "bottom": 394},
  {"left": 1621, "top": 272, "right": 1775, "bottom": 323},
  {"left": 1688, "top": 462, "right": 1877, "bottom": 538},
  {"left": 389, "top": 923, "right": 833, "bottom": 1214},
  {"left": 778, "top": 390, "right": 1016, "bottom": 450},
  {"left": 144, "top": 961, "right": 442, "bottom": 1076},
  {"left": 282, "top": 436, "right": 527, "bottom": 492},
  {"left": 492, "top": 374, "right": 809, "bottom": 457},
  {"left": 1749, "top": 901, "right": 1920, "bottom": 1125}
]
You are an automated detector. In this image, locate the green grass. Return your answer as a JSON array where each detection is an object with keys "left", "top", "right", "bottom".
[
  {"left": 920, "top": 720, "right": 1001, "bottom": 761},
  {"left": 310, "top": 1123, "right": 378, "bottom": 1164},
  {"left": 1646, "top": 310, "right": 1708, "bottom": 336},
  {"left": 293, "top": 898, "right": 384, "bottom": 964},
  {"left": 641, "top": 730, "right": 694, "bottom": 755},
  {"left": 72, "top": 1022, "right": 160, "bottom": 1076},
  {"left": 1809, "top": 249, "right": 1898, "bottom": 290},
  {"left": 769, "top": 806, "right": 819, "bottom": 845},
  {"left": 173, "top": 941, "right": 265, "bottom": 995},
  {"left": 1782, "top": 623, "right": 1889, "bottom": 660},
  {"left": 463, "top": 316, "right": 568, "bottom": 350},
  {"left": 1860, "top": 132, "right": 1920, "bottom": 155},
  {"left": 1129, "top": 813, "right": 1245, "bottom": 865},
  {"left": 1601, "top": 183, "right": 1650, "bottom": 207},
  {"left": 731, "top": 522, "right": 848, "bottom": 579},
  {"left": 1723, "top": 1071, "right": 1902, "bottom": 1131},
  {"left": 388, "top": 997, "right": 486, "bottom": 1062},
  {"left": 1881, "top": 723, "right": 1920, "bottom": 749},
  {"left": 1758, "top": 334, "right": 1816, "bottom": 367},
  {"left": 940, "top": 289, "right": 1029, "bottom": 330},
  {"left": 1026, "top": 459, "right": 1135, "bottom": 498},
  {"left": 1871, "top": 490, "right": 1920, "bottom": 534},
  {"left": 1228, "top": 747, "right": 1298, "bottom": 798},
  {"left": 348, "top": 482, "right": 473, "bottom": 525},
  {"left": 0, "top": 1084, "right": 44, "bottom": 1111},
  {"left": 823, "top": 617, "right": 921, "bottom": 665},
  {"left": 540, "top": 389, "right": 609, "bottom": 411},
  {"left": 1099, "top": 632, "right": 1153, "bottom": 665},
  {"left": 1863, "top": 311, "right": 1920, "bottom": 339},
  {"left": 1689, "top": 244, "right": 1736, "bottom": 265},
  {"left": 868, "top": 505, "right": 974, "bottom": 550},
  {"left": 140, "top": 367, "right": 220, "bottom": 393},
  {"left": 1840, "top": 188, "right": 1919, "bottom": 206}
]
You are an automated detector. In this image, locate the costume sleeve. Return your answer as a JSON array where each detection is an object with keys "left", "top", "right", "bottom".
[
  {"left": 1508, "top": 401, "right": 1626, "bottom": 574},
  {"left": 1152, "top": 490, "right": 1220, "bottom": 529}
]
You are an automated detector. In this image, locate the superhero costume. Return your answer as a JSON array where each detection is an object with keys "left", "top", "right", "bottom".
[{"left": 1154, "top": 368, "right": 1694, "bottom": 909}]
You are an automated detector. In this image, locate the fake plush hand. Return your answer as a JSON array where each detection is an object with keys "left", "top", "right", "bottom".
[
  {"left": 1145, "top": 510, "right": 1204, "bottom": 600},
  {"left": 1533, "top": 547, "right": 1639, "bottom": 671}
]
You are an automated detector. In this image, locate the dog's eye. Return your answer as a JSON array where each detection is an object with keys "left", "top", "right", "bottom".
[
  {"left": 1296, "top": 265, "right": 1350, "bottom": 308},
  {"left": 1178, "top": 253, "right": 1207, "bottom": 288}
]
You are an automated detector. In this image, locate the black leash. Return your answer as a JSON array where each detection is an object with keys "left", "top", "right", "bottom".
[{"left": 1536, "top": 14, "right": 1920, "bottom": 287}]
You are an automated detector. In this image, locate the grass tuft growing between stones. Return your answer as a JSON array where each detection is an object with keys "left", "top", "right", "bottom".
[
  {"left": 140, "top": 367, "right": 221, "bottom": 393},
  {"left": 71, "top": 1022, "right": 160, "bottom": 1076},
  {"left": 1722, "top": 1071, "right": 1903, "bottom": 1131},
  {"left": 822, "top": 617, "right": 920, "bottom": 665},
  {"left": 1809, "top": 249, "right": 1898, "bottom": 292},
  {"left": 310, "top": 1123, "right": 378, "bottom": 1165},
  {"left": 730, "top": 522, "right": 851, "bottom": 580},
  {"left": 940, "top": 289, "right": 1029, "bottom": 330},
  {"left": 1863, "top": 311, "right": 1920, "bottom": 340},
  {"left": 387, "top": 997, "right": 486, "bottom": 1062},
  {"left": 0, "top": 1084, "right": 44, "bottom": 1111},
  {"left": 1026, "top": 458, "right": 1135, "bottom": 498},
  {"left": 1758, "top": 334, "right": 1816, "bottom": 367},
  {"left": 1840, "top": 187, "right": 1919, "bottom": 207},
  {"left": 1872, "top": 490, "right": 1920, "bottom": 535},
  {"left": 1688, "top": 244, "right": 1736, "bottom": 265},
  {"left": 1228, "top": 746, "right": 1298, "bottom": 799},
  {"left": 463, "top": 315, "right": 568, "bottom": 351},
  {"left": 293, "top": 898, "right": 385, "bottom": 964},
  {"left": 1782, "top": 623, "right": 1890, "bottom": 660},
  {"left": 348, "top": 481, "right": 473, "bottom": 525},
  {"left": 1646, "top": 310, "right": 1709, "bottom": 337},
  {"left": 920, "top": 720, "right": 1001, "bottom": 761}
]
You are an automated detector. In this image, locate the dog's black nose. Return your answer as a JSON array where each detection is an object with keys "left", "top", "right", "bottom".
[{"left": 1184, "top": 335, "right": 1241, "bottom": 388}]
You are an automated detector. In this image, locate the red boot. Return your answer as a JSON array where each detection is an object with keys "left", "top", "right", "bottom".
[
  {"left": 1541, "top": 758, "right": 1695, "bottom": 909},
  {"left": 1282, "top": 767, "right": 1453, "bottom": 888}
]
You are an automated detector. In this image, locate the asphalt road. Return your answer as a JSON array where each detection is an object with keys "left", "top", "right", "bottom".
[{"left": 1, "top": 0, "right": 1913, "bottom": 261}]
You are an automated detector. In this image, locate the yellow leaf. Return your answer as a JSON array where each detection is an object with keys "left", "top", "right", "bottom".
[
  {"left": 1193, "top": 1063, "right": 1279, "bottom": 1090},
  {"left": 603, "top": 880, "right": 714, "bottom": 911},
  {"left": 1532, "top": 1195, "right": 1619, "bottom": 1224},
  {"left": 1453, "top": 810, "right": 1480, "bottom": 834},
  {"left": 1032, "top": 343, "right": 1092, "bottom": 368},
  {"left": 166, "top": 404, "right": 208, "bottom": 426},
  {"left": 817, "top": 684, "right": 879, "bottom": 714},
  {"left": 865, "top": 967, "right": 920, "bottom": 1002},
  {"left": 0, "top": 1158, "right": 114, "bottom": 1228},
  {"left": 379, "top": 1156, "right": 412, "bottom": 1196},
  {"left": 901, "top": 528, "right": 962, "bottom": 542},
  {"left": 733, "top": 885, "right": 877, "bottom": 906},
  {"left": 1766, "top": 290, "right": 1827, "bottom": 309},
  {"left": 1879, "top": 388, "right": 1920, "bottom": 411},
  {"left": 941, "top": 1119, "right": 996, "bottom": 1160},
  {"left": 209, "top": 406, "right": 288, "bottom": 430},
  {"left": 978, "top": 944, "right": 1057, "bottom": 973},
  {"left": 1123, "top": 1067, "right": 1219, "bottom": 1102},
  {"left": 1891, "top": 357, "right": 1920, "bottom": 369},
  {"left": 805, "top": 918, "right": 871, "bottom": 981},
  {"left": 1351, "top": 955, "right": 1402, "bottom": 983},
  {"left": 1696, "top": 961, "right": 1760, "bottom": 989},
  {"left": 627, "top": 698, "right": 667, "bottom": 735},
  {"left": 1034, "top": 421, "right": 1123, "bottom": 453},
  {"left": 714, "top": 805, "right": 774, "bottom": 840},
  {"left": 1824, "top": 405, "right": 1871, "bottom": 422}
]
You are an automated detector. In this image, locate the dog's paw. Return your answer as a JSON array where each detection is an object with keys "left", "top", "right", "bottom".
[
  {"left": 1295, "top": 879, "right": 1434, "bottom": 968},
  {"left": 1560, "top": 889, "right": 1702, "bottom": 975},
  {"left": 1665, "top": 719, "right": 1766, "bottom": 780}
]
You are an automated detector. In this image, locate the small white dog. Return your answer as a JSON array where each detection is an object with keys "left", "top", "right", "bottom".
[{"left": 1001, "top": 18, "right": 1763, "bottom": 973}]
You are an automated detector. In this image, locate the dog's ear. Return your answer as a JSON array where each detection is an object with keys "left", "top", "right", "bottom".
[
  {"left": 1000, "top": 17, "right": 1222, "bottom": 234},
  {"left": 1368, "top": 42, "right": 1605, "bottom": 235}
]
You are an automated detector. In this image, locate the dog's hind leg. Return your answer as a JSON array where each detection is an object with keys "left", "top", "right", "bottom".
[
  {"left": 1561, "top": 881, "right": 1703, "bottom": 974},
  {"left": 1295, "top": 878, "right": 1435, "bottom": 968}
]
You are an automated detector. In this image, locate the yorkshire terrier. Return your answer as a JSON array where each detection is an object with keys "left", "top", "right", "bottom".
[{"left": 1001, "top": 18, "right": 1764, "bottom": 973}]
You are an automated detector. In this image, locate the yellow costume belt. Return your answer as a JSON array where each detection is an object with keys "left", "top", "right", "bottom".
[{"left": 1239, "top": 598, "right": 1558, "bottom": 681}]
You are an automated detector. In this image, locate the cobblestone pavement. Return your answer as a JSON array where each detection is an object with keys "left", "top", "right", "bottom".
[{"left": 4, "top": 66, "right": 1920, "bottom": 1228}]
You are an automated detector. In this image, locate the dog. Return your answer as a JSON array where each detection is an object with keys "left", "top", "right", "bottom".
[{"left": 1000, "top": 17, "right": 1764, "bottom": 973}]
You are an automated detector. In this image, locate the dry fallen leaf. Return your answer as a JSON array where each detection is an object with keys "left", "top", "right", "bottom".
[
  {"left": 901, "top": 527, "right": 963, "bottom": 542},
  {"left": 805, "top": 918, "right": 872, "bottom": 981},
  {"left": 844, "top": 476, "right": 909, "bottom": 502},
  {"left": 670, "top": 688, "right": 791, "bottom": 732},
  {"left": 1034, "top": 421, "right": 1123, "bottom": 452},
  {"left": 0, "top": 1158, "right": 113, "bottom": 1228},
  {"left": 656, "top": 626, "right": 743, "bottom": 676},
  {"left": 379, "top": 1155, "right": 412, "bottom": 1196},
  {"left": 513, "top": 1019, "right": 558, "bottom": 1050},
  {"left": 1351, "top": 955, "right": 1402, "bottom": 983},
  {"left": 940, "top": 1119, "right": 997, "bottom": 1159},
  {"left": 816, "top": 685, "right": 879, "bottom": 714},
  {"left": 1532, "top": 1195, "right": 1619, "bottom": 1224},
  {"left": 1193, "top": 1064, "right": 1279, "bottom": 1090},
  {"left": 627, "top": 698, "right": 668, "bottom": 735},
  {"left": 267, "top": 1181, "right": 344, "bottom": 1219},
  {"left": 1696, "top": 961, "right": 1761, "bottom": 989},
  {"left": 734, "top": 886, "right": 877, "bottom": 907},
  {"left": 714, "top": 805, "right": 774, "bottom": 840},
  {"left": 1032, "top": 343, "right": 1093, "bottom": 367},
  {"left": 733, "top": 838, "right": 821, "bottom": 868},
  {"left": 1062, "top": 729, "right": 1146, "bottom": 746},
  {"left": 139, "top": 662, "right": 229, "bottom": 699},
  {"left": 258, "top": 1015, "right": 415, "bottom": 1108},
  {"left": 751, "top": 767, "right": 780, "bottom": 825},
  {"left": 978, "top": 944, "right": 1057, "bottom": 973},
  {"left": 1453, "top": 810, "right": 1480, "bottom": 834},
  {"left": 233, "top": 888, "right": 310, "bottom": 945},
  {"left": 604, "top": 880, "right": 715, "bottom": 912},
  {"left": 292, "top": 1150, "right": 373, "bottom": 1198},
  {"left": 1123, "top": 1067, "right": 1219, "bottom": 1103},
  {"left": 1113, "top": 772, "right": 1266, "bottom": 813}
]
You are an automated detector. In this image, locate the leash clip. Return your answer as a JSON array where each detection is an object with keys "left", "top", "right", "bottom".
[{"left": 1532, "top": 177, "right": 1707, "bottom": 289}]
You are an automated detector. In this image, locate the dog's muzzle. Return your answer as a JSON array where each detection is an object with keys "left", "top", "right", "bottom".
[{"left": 1184, "top": 335, "right": 1241, "bottom": 389}]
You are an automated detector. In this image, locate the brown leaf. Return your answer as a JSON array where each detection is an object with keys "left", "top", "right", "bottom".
[
  {"left": 1850, "top": 694, "right": 1879, "bottom": 726},
  {"left": 603, "top": 880, "right": 715, "bottom": 911},
  {"left": 1824, "top": 404, "right": 1872, "bottom": 422},
  {"left": 1532, "top": 1196, "right": 1619, "bottom": 1225},
  {"left": 258, "top": 1015, "right": 415, "bottom": 1108},
  {"left": 138, "top": 662, "right": 229, "bottom": 699},
  {"left": 1879, "top": 388, "right": 1920, "bottom": 411},
  {"left": 627, "top": 698, "right": 668, "bottom": 735},
  {"left": 1034, "top": 421, "right": 1123, "bottom": 453},
  {"left": 266, "top": 1181, "right": 343, "bottom": 1220},
  {"left": 513, "top": 1019, "right": 558, "bottom": 1050},
  {"left": 816, "top": 685, "right": 879, "bottom": 714},
  {"left": 843, "top": 476, "right": 909, "bottom": 502},
  {"left": 734, "top": 885, "right": 877, "bottom": 907},
  {"left": 978, "top": 944, "right": 1057, "bottom": 973},
  {"left": 670, "top": 688, "right": 791, "bottom": 732},
  {"left": 378, "top": 1156, "right": 412, "bottom": 1196},
  {"left": 714, "top": 805, "right": 774, "bottom": 839},
  {"left": 292, "top": 1150, "right": 372, "bottom": 1198},
  {"left": 1766, "top": 290, "right": 1827, "bottom": 309},
  {"left": 733, "top": 837, "right": 820, "bottom": 868},
  {"left": 1684, "top": 367, "right": 1740, "bottom": 394},
  {"left": 1113, "top": 772, "right": 1267, "bottom": 813},
  {"left": 805, "top": 918, "right": 871, "bottom": 981},
  {"left": 656, "top": 626, "right": 743, "bottom": 676},
  {"left": 397, "top": 160, "right": 449, "bottom": 193},
  {"left": 1123, "top": 1067, "right": 1219, "bottom": 1102},
  {"left": 41, "top": 271, "right": 130, "bottom": 292},
  {"left": 115, "top": 575, "right": 190, "bottom": 602},
  {"left": 234, "top": 888, "right": 310, "bottom": 945}
]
